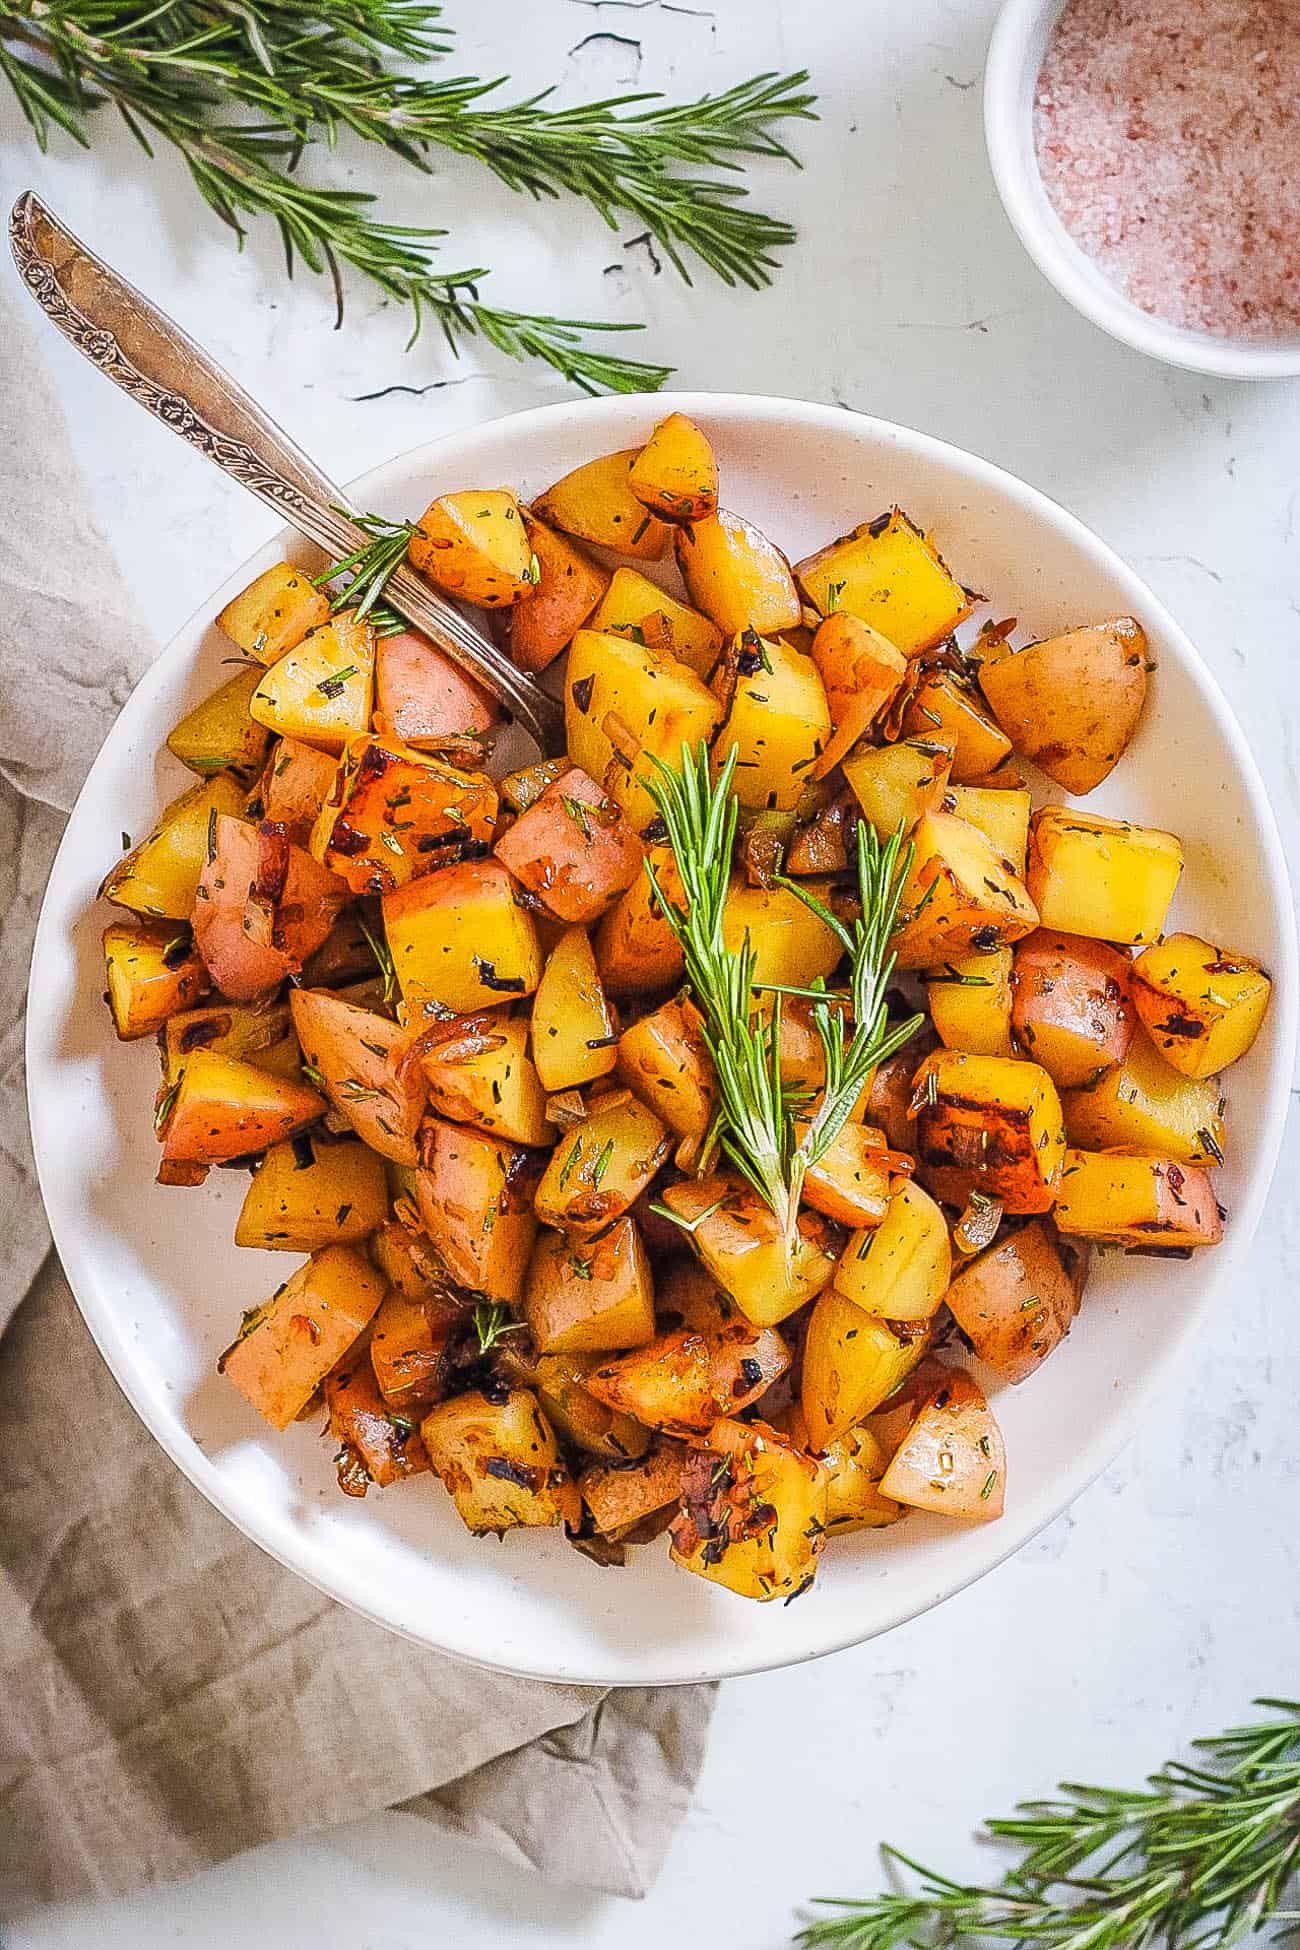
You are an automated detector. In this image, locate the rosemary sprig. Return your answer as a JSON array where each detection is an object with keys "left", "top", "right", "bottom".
[
  {"left": 313, "top": 508, "right": 418, "bottom": 619},
  {"left": 471, "top": 1300, "right": 524, "bottom": 1355},
  {"left": 644, "top": 743, "right": 920, "bottom": 1254},
  {"left": 1, "top": 2, "right": 812, "bottom": 383},
  {"left": 797, "top": 1698, "right": 1300, "bottom": 1950}
]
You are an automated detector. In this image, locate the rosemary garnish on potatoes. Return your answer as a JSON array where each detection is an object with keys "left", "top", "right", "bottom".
[{"left": 645, "top": 743, "right": 922, "bottom": 1255}]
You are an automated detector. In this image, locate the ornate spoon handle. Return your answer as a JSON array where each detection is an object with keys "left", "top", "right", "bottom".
[{"left": 9, "top": 191, "right": 565, "bottom": 754}]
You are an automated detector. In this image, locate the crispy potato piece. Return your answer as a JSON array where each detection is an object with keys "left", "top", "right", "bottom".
[
  {"left": 833, "top": 1177, "right": 952, "bottom": 1319},
  {"left": 1054, "top": 1148, "right": 1224, "bottom": 1249},
  {"left": 504, "top": 514, "right": 609, "bottom": 672},
  {"left": 375, "top": 629, "right": 500, "bottom": 745},
  {"left": 382, "top": 857, "right": 543, "bottom": 1018},
  {"left": 258, "top": 737, "right": 339, "bottom": 845},
  {"left": 103, "top": 921, "right": 207, "bottom": 1039},
  {"left": 234, "top": 1135, "right": 388, "bottom": 1251},
  {"left": 1131, "top": 934, "right": 1272, "bottom": 1079},
  {"left": 250, "top": 614, "right": 375, "bottom": 754},
  {"left": 878, "top": 1368, "right": 1006, "bottom": 1520},
  {"left": 866, "top": 1035, "right": 937, "bottom": 1151},
  {"left": 808, "top": 613, "right": 908, "bottom": 778},
  {"left": 162, "top": 999, "right": 297, "bottom": 1083},
  {"left": 1061, "top": 1028, "right": 1225, "bottom": 1165},
  {"left": 587, "top": 1313, "right": 788, "bottom": 1433},
  {"left": 795, "top": 509, "right": 972, "bottom": 654},
  {"left": 1011, "top": 931, "right": 1137, "bottom": 1086},
  {"left": 494, "top": 765, "right": 643, "bottom": 924},
  {"left": 945, "top": 1219, "right": 1086, "bottom": 1383},
  {"left": 902, "top": 671, "right": 1012, "bottom": 782},
  {"left": 289, "top": 988, "right": 426, "bottom": 1165},
  {"left": 617, "top": 996, "right": 716, "bottom": 1143},
  {"left": 890, "top": 809, "right": 1038, "bottom": 970},
  {"left": 500, "top": 1350, "right": 652, "bottom": 1462},
  {"left": 580, "top": 1441, "right": 687, "bottom": 1533},
  {"left": 801, "top": 1292, "right": 931, "bottom": 1450},
  {"left": 795, "top": 1118, "right": 893, "bottom": 1229},
  {"left": 786, "top": 1405, "right": 903, "bottom": 1529},
  {"left": 311, "top": 736, "right": 498, "bottom": 895},
  {"left": 589, "top": 566, "right": 723, "bottom": 679},
  {"left": 927, "top": 945, "right": 1015, "bottom": 1058},
  {"left": 532, "top": 928, "right": 619, "bottom": 1094},
  {"left": 421, "top": 1388, "right": 579, "bottom": 1534},
  {"left": 368, "top": 1285, "right": 456, "bottom": 1417},
  {"left": 722, "top": 878, "right": 843, "bottom": 991},
  {"left": 416, "top": 1012, "right": 550, "bottom": 1147},
  {"left": 416, "top": 1119, "right": 540, "bottom": 1303},
  {"left": 219, "top": 1245, "right": 384, "bottom": 1429},
  {"left": 658, "top": 1173, "right": 839, "bottom": 1327},
  {"left": 408, "top": 489, "right": 534, "bottom": 606},
  {"left": 217, "top": 562, "right": 329, "bottom": 664},
  {"left": 565, "top": 628, "right": 722, "bottom": 831},
  {"left": 534, "top": 1093, "right": 671, "bottom": 1240},
  {"left": 912, "top": 1048, "right": 1066, "bottom": 1213},
  {"left": 158, "top": 1049, "right": 323, "bottom": 1167},
  {"left": 944, "top": 783, "right": 1031, "bottom": 875},
  {"left": 100, "top": 774, "right": 247, "bottom": 921},
  {"left": 674, "top": 509, "right": 801, "bottom": 637},
  {"left": 978, "top": 619, "right": 1148, "bottom": 794},
  {"left": 670, "top": 1417, "right": 827, "bottom": 1602},
  {"left": 325, "top": 1356, "right": 430, "bottom": 1495},
  {"left": 193, "top": 815, "right": 346, "bottom": 1002},
  {"left": 628, "top": 413, "right": 719, "bottom": 522},
  {"left": 714, "top": 631, "right": 832, "bottom": 811},
  {"left": 1026, "top": 808, "right": 1183, "bottom": 946},
  {"left": 524, "top": 1217, "right": 656, "bottom": 1354},
  {"left": 843, "top": 736, "right": 954, "bottom": 841},
  {"left": 167, "top": 665, "right": 271, "bottom": 779},
  {"left": 534, "top": 450, "right": 672, "bottom": 559},
  {"left": 594, "top": 845, "right": 684, "bottom": 997}
]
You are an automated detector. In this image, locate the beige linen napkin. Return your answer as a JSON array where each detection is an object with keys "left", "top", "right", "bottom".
[{"left": 0, "top": 274, "right": 715, "bottom": 1917}]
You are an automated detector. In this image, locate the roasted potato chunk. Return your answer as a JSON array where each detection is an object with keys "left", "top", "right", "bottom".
[
  {"left": 290, "top": 988, "right": 426, "bottom": 1166},
  {"left": 944, "top": 783, "right": 1031, "bottom": 876},
  {"left": 911, "top": 1048, "right": 1066, "bottom": 1213},
  {"left": 534, "top": 449, "right": 672, "bottom": 559},
  {"left": 1026, "top": 807, "right": 1183, "bottom": 946},
  {"left": 167, "top": 665, "right": 271, "bottom": 779},
  {"left": 809, "top": 613, "right": 908, "bottom": 777},
  {"left": 100, "top": 773, "right": 247, "bottom": 921},
  {"left": 927, "top": 945, "right": 1015, "bottom": 1058},
  {"left": 310, "top": 737, "right": 498, "bottom": 895},
  {"left": 258, "top": 737, "right": 339, "bottom": 845},
  {"left": 843, "top": 736, "right": 954, "bottom": 841},
  {"left": 786, "top": 1406, "right": 903, "bottom": 1529},
  {"left": 628, "top": 412, "right": 719, "bottom": 522},
  {"left": 795, "top": 509, "right": 973, "bottom": 654},
  {"left": 250, "top": 614, "right": 375, "bottom": 754},
  {"left": 585, "top": 1314, "right": 788, "bottom": 1434},
  {"left": 658, "top": 1173, "right": 839, "bottom": 1327},
  {"left": 234, "top": 1135, "right": 388, "bottom": 1251},
  {"left": 594, "top": 843, "right": 685, "bottom": 999},
  {"left": 890, "top": 809, "right": 1038, "bottom": 970},
  {"left": 216, "top": 561, "right": 329, "bottom": 664},
  {"left": 416, "top": 1118, "right": 540, "bottom": 1303},
  {"left": 617, "top": 996, "right": 717, "bottom": 1145},
  {"left": 534, "top": 1093, "right": 671, "bottom": 1240},
  {"left": 326, "top": 1357, "right": 431, "bottom": 1496},
  {"left": 368, "top": 1284, "right": 456, "bottom": 1417},
  {"left": 878, "top": 1368, "right": 1006, "bottom": 1521},
  {"left": 382, "top": 857, "right": 543, "bottom": 1018},
  {"left": 801, "top": 1291, "right": 931, "bottom": 1450},
  {"left": 504, "top": 514, "right": 609, "bottom": 673},
  {"left": 416, "top": 1013, "right": 550, "bottom": 1147},
  {"left": 531, "top": 927, "right": 619, "bottom": 1094},
  {"left": 219, "top": 1245, "right": 385, "bottom": 1430},
  {"left": 795, "top": 1118, "right": 893, "bottom": 1229},
  {"left": 157, "top": 1049, "right": 324, "bottom": 1168},
  {"left": 565, "top": 627, "right": 722, "bottom": 832},
  {"left": 901, "top": 671, "right": 1012, "bottom": 782},
  {"left": 670, "top": 1417, "right": 827, "bottom": 1602},
  {"left": 713, "top": 631, "right": 832, "bottom": 811},
  {"left": 832, "top": 1177, "right": 952, "bottom": 1320},
  {"left": 1061, "top": 1028, "right": 1225, "bottom": 1166},
  {"left": 494, "top": 766, "right": 643, "bottom": 924},
  {"left": 978, "top": 619, "right": 1148, "bottom": 794},
  {"left": 722, "top": 878, "right": 843, "bottom": 991},
  {"left": 1010, "top": 931, "right": 1136, "bottom": 1086},
  {"left": 1131, "top": 935, "right": 1272, "bottom": 1078},
  {"left": 1054, "top": 1149, "right": 1224, "bottom": 1250},
  {"left": 375, "top": 628, "right": 501, "bottom": 746},
  {"left": 580, "top": 1442, "right": 688, "bottom": 1533},
  {"left": 524, "top": 1217, "right": 656, "bottom": 1355},
  {"left": 408, "top": 488, "right": 534, "bottom": 606},
  {"left": 421, "top": 1388, "right": 579, "bottom": 1535},
  {"left": 674, "top": 509, "right": 801, "bottom": 637},
  {"left": 103, "top": 921, "right": 208, "bottom": 1039},
  {"left": 161, "top": 999, "right": 297, "bottom": 1083},
  {"left": 589, "top": 567, "right": 724, "bottom": 680},
  {"left": 944, "top": 1219, "right": 1086, "bottom": 1382},
  {"left": 194, "top": 815, "right": 347, "bottom": 1003}
]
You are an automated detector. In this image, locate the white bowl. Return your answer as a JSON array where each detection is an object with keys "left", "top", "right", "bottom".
[
  {"left": 985, "top": 0, "right": 1300, "bottom": 379},
  {"left": 27, "top": 393, "right": 1297, "bottom": 1685}
]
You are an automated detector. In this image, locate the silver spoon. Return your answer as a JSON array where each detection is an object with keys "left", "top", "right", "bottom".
[{"left": 9, "top": 191, "right": 567, "bottom": 756}]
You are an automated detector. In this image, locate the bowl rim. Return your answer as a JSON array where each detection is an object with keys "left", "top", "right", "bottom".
[
  {"left": 984, "top": 0, "right": 1300, "bottom": 380},
  {"left": 27, "top": 389, "right": 1299, "bottom": 1684}
]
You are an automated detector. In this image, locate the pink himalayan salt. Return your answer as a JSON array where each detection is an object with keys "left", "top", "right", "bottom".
[{"left": 1033, "top": 0, "right": 1300, "bottom": 340}]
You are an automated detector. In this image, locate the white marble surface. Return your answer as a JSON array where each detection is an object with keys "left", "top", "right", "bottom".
[{"left": 5, "top": 0, "right": 1300, "bottom": 1943}]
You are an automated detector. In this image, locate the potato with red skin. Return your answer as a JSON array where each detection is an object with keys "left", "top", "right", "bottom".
[
  {"left": 368, "top": 1285, "right": 457, "bottom": 1417},
  {"left": 416, "top": 1117, "right": 541, "bottom": 1304},
  {"left": 504, "top": 515, "right": 610, "bottom": 673},
  {"left": 978, "top": 619, "right": 1148, "bottom": 795},
  {"left": 494, "top": 767, "right": 644, "bottom": 925},
  {"left": 257, "top": 738, "right": 338, "bottom": 845},
  {"left": 594, "top": 844, "right": 685, "bottom": 998},
  {"left": 157, "top": 1049, "right": 324, "bottom": 1168},
  {"left": 580, "top": 1442, "right": 689, "bottom": 1536},
  {"left": 878, "top": 1368, "right": 1006, "bottom": 1520},
  {"left": 1053, "top": 1148, "right": 1225, "bottom": 1249},
  {"left": 311, "top": 736, "right": 498, "bottom": 896},
  {"left": 289, "top": 988, "right": 427, "bottom": 1166},
  {"left": 326, "top": 1355, "right": 431, "bottom": 1495},
  {"left": 1011, "top": 931, "right": 1136, "bottom": 1086},
  {"left": 944, "top": 1219, "right": 1088, "bottom": 1383},
  {"left": 375, "top": 630, "right": 500, "bottom": 744},
  {"left": 193, "top": 815, "right": 347, "bottom": 1002},
  {"left": 808, "top": 612, "right": 908, "bottom": 778},
  {"left": 408, "top": 489, "right": 535, "bottom": 606},
  {"left": 219, "top": 1245, "right": 385, "bottom": 1431},
  {"left": 523, "top": 1217, "right": 656, "bottom": 1355}
]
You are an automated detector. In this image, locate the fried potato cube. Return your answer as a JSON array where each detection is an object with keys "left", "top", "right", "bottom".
[
  {"left": 786, "top": 1406, "right": 903, "bottom": 1529},
  {"left": 162, "top": 999, "right": 297, "bottom": 1084},
  {"left": 628, "top": 412, "right": 719, "bottom": 522},
  {"left": 167, "top": 665, "right": 271, "bottom": 779},
  {"left": 325, "top": 1356, "right": 431, "bottom": 1495},
  {"left": 259, "top": 737, "right": 339, "bottom": 845},
  {"left": 1053, "top": 1148, "right": 1224, "bottom": 1249},
  {"left": 901, "top": 671, "right": 1012, "bottom": 782},
  {"left": 416, "top": 1013, "right": 550, "bottom": 1147},
  {"left": 674, "top": 509, "right": 802, "bottom": 637},
  {"left": 494, "top": 765, "right": 643, "bottom": 924},
  {"left": 927, "top": 945, "right": 1015, "bottom": 1058},
  {"left": 103, "top": 920, "right": 208, "bottom": 1039},
  {"left": 978, "top": 618, "right": 1148, "bottom": 794},
  {"left": 99, "top": 773, "right": 247, "bottom": 920},
  {"left": 407, "top": 488, "right": 535, "bottom": 606},
  {"left": 795, "top": 1118, "right": 893, "bottom": 1229},
  {"left": 416, "top": 1118, "right": 540, "bottom": 1304},
  {"left": 658, "top": 1173, "right": 839, "bottom": 1327},
  {"left": 944, "top": 783, "right": 1031, "bottom": 875},
  {"left": 289, "top": 988, "right": 427, "bottom": 1166},
  {"left": 193, "top": 815, "right": 347, "bottom": 1003},
  {"left": 533, "top": 449, "right": 672, "bottom": 559},
  {"left": 157, "top": 1049, "right": 324, "bottom": 1168},
  {"left": 843, "top": 736, "right": 954, "bottom": 841},
  {"left": 911, "top": 1048, "right": 1066, "bottom": 1213},
  {"left": 589, "top": 566, "right": 724, "bottom": 680},
  {"left": 669, "top": 1417, "right": 828, "bottom": 1602},
  {"left": 1026, "top": 807, "right": 1183, "bottom": 946},
  {"left": 565, "top": 627, "right": 721, "bottom": 831},
  {"left": 375, "top": 628, "right": 500, "bottom": 744},
  {"left": 368, "top": 1284, "right": 455, "bottom": 1417},
  {"left": 1061, "top": 1028, "right": 1225, "bottom": 1165},
  {"left": 250, "top": 614, "right": 375, "bottom": 754},
  {"left": 421, "top": 1388, "right": 579, "bottom": 1535},
  {"left": 532, "top": 928, "right": 619, "bottom": 1094},
  {"left": 524, "top": 1216, "right": 656, "bottom": 1355},
  {"left": 944, "top": 1218, "right": 1086, "bottom": 1383},
  {"left": 800, "top": 1292, "right": 931, "bottom": 1450},
  {"left": 534, "top": 1094, "right": 671, "bottom": 1240},
  {"left": 234, "top": 1136, "right": 388, "bottom": 1251},
  {"left": 509, "top": 1350, "right": 651, "bottom": 1462},
  {"left": 714, "top": 631, "right": 832, "bottom": 811},
  {"left": 1131, "top": 934, "right": 1272, "bottom": 1078},
  {"left": 795, "top": 509, "right": 973, "bottom": 655},
  {"left": 832, "top": 1177, "right": 952, "bottom": 1319},
  {"left": 722, "top": 878, "right": 843, "bottom": 990},
  {"left": 807, "top": 613, "right": 908, "bottom": 778},
  {"left": 593, "top": 844, "right": 684, "bottom": 997},
  {"left": 311, "top": 737, "right": 498, "bottom": 895},
  {"left": 219, "top": 1245, "right": 385, "bottom": 1430},
  {"left": 617, "top": 995, "right": 717, "bottom": 1143},
  {"left": 494, "top": 512, "right": 608, "bottom": 673},
  {"left": 890, "top": 809, "right": 1039, "bottom": 970},
  {"left": 217, "top": 561, "right": 329, "bottom": 664},
  {"left": 585, "top": 1313, "right": 788, "bottom": 1433},
  {"left": 1010, "top": 930, "right": 1137, "bottom": 1087},
  {"left": 382, "top": 857, "right": 543, "bottom": 1017},
  {"left": 580, "top": 1442, "right": 687, "bottom": 1533},
  {"left": 878, "top": 1368, "right": 1006, "bottom": 1521}
]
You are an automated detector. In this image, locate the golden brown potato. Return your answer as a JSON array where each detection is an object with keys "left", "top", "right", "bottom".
[
  {"left": 1061, "top": 1027, "right": 1225, "bottom": 1165},
  {"left": 382, "top": 857, "right": 543, "bottom": 1018},
  {"left": 944, "top": 1219, "right": 1087, "bottom": 1382},
  {"left": 801, "top": 1293, "right": 932, "bottom": 1450},
  {"left": 99, "top": 773, "right": 247, "bottom": 921},
  {"left": 157, "top": 1050, "right": 324, "bottom": 1169},
  {"left": 534, "top": 1093, "right": 672, "bottom": 1240},
  {"left": 1054, "top": 1148, "right": 1224, "bottom": 1250},
  {"left": 878, "top": 1368, "right": 1006, "bottom": 1520},
  {"left": 579, "top": 1441, "right": 688, "bottom": 1534},
  {"left": 669, "top": 1417, "right": 827, "bottom": 1602},
  {"left": 674, "top": 509, "right": 802, "bottom": 637},
  {"left": 310, "top": 737, "right": 498, "bottom": 896},
  {"left": 658, "top": 1173, "right": 840, "bottom": 1328},
  {"left": 1026, "top": 808, "right": 1182, "bottom": 947},
  {"left": 944, "top": 784, "right": 1032, "bottom": 876},
  {"left": 532, "top": 928, "right": 620, "bottom": 1094},
  {"left": 978, "top": 618, "right": 1148, "bottom": 793},
  {"left": 1131, "top": 935, "right": 1272, "bottom": 1079},
  {"left": 416, "top": 1118, "right": 541, "bottom": 1303},
  {"left": 375, "top": 629, "right": 501, "bottom": 747},
  {"left": 713, "top": 630, "right": 832, "bottom": 813},
  {"left": 843, "top": 737, "right": 954, "bottom": 842},
  {"left": 325, "top": 1356, "right": 431, "bottom": 1495},
  {"left": 832, "top": 1177, "right": 952, "bottom": 1319},
  {"left": 786, "top": 1406, "right": 904, "bottom": 1530},
  {"left": 585, "top": 1316, "right": 788, "bottom": 1434},
  {"left": 565, "top": 626, "right": 722, "bottom": 832},
  {"left": 911, "top": 1048, "right": 1066, "bottom": 1213},
  {"left": 808, "top": 613, "right": 908, "bottom": 777},
  {"left": 593, "top": 843, "right": 685, "bottom": 998},
  {"left": 616, "top": 996, "right": 717, "bottom": 1145},
  {"left": 290, "top": 987, "right": 427, "bottom": 1165},
  {"left": 408, "top": 489, "right": 535, "bottom": 606},
  {"left": 533, "top": 450, "right": 672, "bottom": 559},
  {"left": 628, "top": 413, "right": 719, "bottom": 522},
  {"left": 795, "top": 1118, "right": 894, "bottom": 1229},
  {"left": 258, "top": 737, "right": 340, "bottom": 845},
  {"left": 494, "top": 765, "right": 643, "bottom": 924},
  {"left": 167, "top": 665, "right": 271, "bottom": 779},
  {"left": 926, "top": 946, "right": 1015, "bottom": 1059},
  {"left": 507, "top": 1349, "right": 651, "bottom": 1462},
  {"left": 588, "top": 566, "right": 724, "bottom": 680},
  {"left": 103, "top": 921, "right": 208, "bottom": 1039},
  {"left": 219, "top": 1245, "right": 385, "bottom": 1430},
  {"left": 523, "top": 1217, "right": 656, "bottom": 1355},
  {"left": 161, "top": 999, "right": 298, "bottom": 1084},
  {"left": 368, "top": 1284, "right": 456, "bottom": 1417},
  {"left": 421, "top": 1388, "right": 579, "bottom": 1535},
  {"left": 890, "top": 809, "right": 1039, "bottom": 970},
  {"left": 250, "top": 614, "right": 375, "bottom": 753},
  {"left": 901, "top": 671, "right": 1012, "bottom": 783},
  {"left": 1010, "top": 931, "right": 1137, "bottom": 1087},
  {"left": 416, "top": 1013, "right": 550, "bottom": 1147},
  {"left": 194, "top": 814, "right": 347, "bottom": 1003},
  {"left": 234, "top": 1135, "right": 388, "bottom": 1251},
  {"left": 722, "top": 878, "right": 843, "bottom": 991},
  {"left": 217, "top": 561, "right": 330, "bottom": 664},
  {"left": 795, "top": 509, "right": 973, "bottom": 655}
]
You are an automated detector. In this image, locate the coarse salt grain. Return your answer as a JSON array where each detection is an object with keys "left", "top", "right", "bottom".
[{"left": 1033, "top": 0, "right": 1300, "bottom": 340}]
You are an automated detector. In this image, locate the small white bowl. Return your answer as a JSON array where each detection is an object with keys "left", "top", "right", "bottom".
[{"left": 985, "top": 0, "right": 1300, "bottom": 379}]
